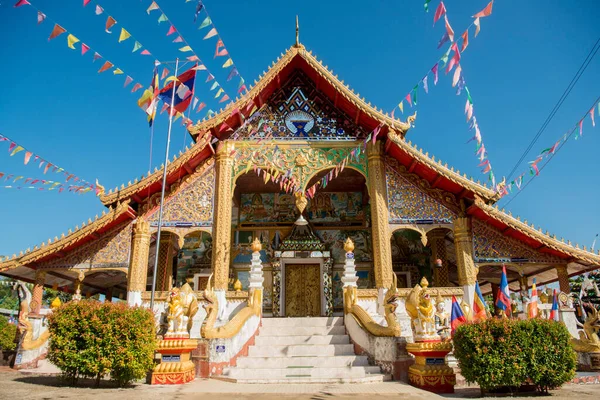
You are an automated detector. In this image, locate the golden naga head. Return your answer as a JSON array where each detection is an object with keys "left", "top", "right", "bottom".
[
  {"left": 95, "top": 179, "right": 105, "bottom": 197},
  {"left": 251, "top": 237, "right": 262, "bottom": 253},
  {"left": 407, "top": 111, "right": 417, "bottom": 127},
  {"left": 420, "top": 277, "right": 429, "bottom": 289},
  {"left": 344, "top": 237, "right": 355, "bottom": 253}
]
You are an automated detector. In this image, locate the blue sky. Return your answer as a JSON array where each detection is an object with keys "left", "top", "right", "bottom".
[{"left": 0, "top": 0, "right": 599, "bottom": 256}]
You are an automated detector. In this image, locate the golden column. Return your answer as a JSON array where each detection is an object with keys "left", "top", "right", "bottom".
[
  {"left": 366, "top": 141, "right": 393, "bottom": 290},
  {"left": 31, "top": 270, "right": 46, "bottom": 314},
  {"left": 453, "top": 216, "right": 478, "bottom": 309},
  {"left": 127, "top": 220, "right": 151, "bottom": 306},
  {"left": 556, "top": 265, "right": 570, "bottom": 294},
  {"left": 428, "top": 230, "right": 449, "bottom": 287},
  {"left": 156, "top": 232, "right": 175, "bottom": 291},
  {"left": 212, "top": 141, "right": 235, "bottom": 290}
]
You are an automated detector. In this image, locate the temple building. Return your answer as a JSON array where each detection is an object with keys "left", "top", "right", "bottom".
[{"left": 2, "top": 41, "right": 600, "bottom": 375}]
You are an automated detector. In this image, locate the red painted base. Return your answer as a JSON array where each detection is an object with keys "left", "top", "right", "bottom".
[{"left": 151, "top": 368, "right": 195, "bottom": 385}]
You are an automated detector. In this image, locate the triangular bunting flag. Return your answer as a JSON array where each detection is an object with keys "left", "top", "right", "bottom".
[
  {"left": 173, "top": 36, "right": 183, "bottom": 43},
  {"left": 166, "top": 25, "right": 177, "bottom": 36},
  {"left": 113, "top": 68, "right": 123, "bottom": 75},
  {"left": 473, "top": 1, "right": 494, "bottom": 18},
  {"left": 118, "top": 28, "right": 131, "bottom": 42},
  {"left": 141, "top": 49, "right": 151, "bottom": 55},
  {"left": 14, "top": 0, "right": 30, "bottom": 7},
  {"left": 124, "top": 76, "right": 133, "bottom": 87},
  {"left": 147, "top": 1, "right": 159, "bottom": 14},
  {"left": 95, "top": 5, "right": 103, "bottom": 15},
  {"left": 444, "top": 15, "right": 454, "bottom": 42},
  {"left": 474, "top": 18, "right": 481, "bottom": 37},
  {"left": 158, "top": 13, "right": 168, "bottom": 23},
  {"left": 37, "top": 11, "right": 46, "bottom": 24},
  {"left": 198, "top": 17, "right": 211, "bottom": 29},
  {"left": 132, "top": 41, "right": 142, "bottom": 52},
  {"left": 81, "top": 43, "right": 90, "bottom": 55},
  {"left": 219, "top": 94, "right": 230, "bottom": 103},
  {"left": 93, "top": 52, "right": 102, "bottom": 61},
  {"left": 48, "top": 24, "right": 66, "bottom": 41},
  {"left": 222, "top": 58, "right": 233, "bottom": 68},
  {"left": 67, "top": 34, "right": 79, "bottom": 49},
  {"left": 203, "top": 27, "right": 217, "bottom": 40},
  {"left": 461, "top": 30, "right": 469, "bottom": 52},
  {"left": 179, "top": 46, "right": 192, "bottom": 52},
  {"left": 433, "top": 1, "right": 446, "bottom": 26},
  {"left": 105, "top": 16, "right": 117, "bottom": 33},
  {"left": 98, "top": 60, "right": 113, "bottom": 73}
]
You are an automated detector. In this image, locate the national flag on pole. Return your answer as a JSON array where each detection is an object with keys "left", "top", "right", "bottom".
[
  {"left": 158, "top": 65, "right": 197, "bottom": 114},
  {"left": 549, "top": 289, "right": 559, "bottom": 321},
  {"left": 451, "top": 295, "right": 467, "bottom": 334},
  {"left": 473, "top": 281, "right": 488, "bottom": 321},
  {"left": 495, "top": 265, "right": 511, "bottom": 316},
  {"left": 528, "top": 278, "right": 539, "bottom": 318}
]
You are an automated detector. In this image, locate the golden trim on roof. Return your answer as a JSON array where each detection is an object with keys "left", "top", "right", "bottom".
[
  {"left": 474, "top": 199, "right": 600, "bottom": 266},
  {"left": 98, "top": 136, "right": 211, "bottom": 206},
  {"left": 387, "top": 128, "right": 500, "bottom": 202},
  {"left": 0, "top": 200, "right": 133, "bottom": 272},
  {"left": 189, "top": 44, "right": 413, "bottom": 137}
]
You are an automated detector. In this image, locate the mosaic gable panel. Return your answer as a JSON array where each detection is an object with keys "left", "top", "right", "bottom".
[
  {"left": 146, "top": 160, "right": 215, "bottom": 227},
  {"left": 472, "top": 220, "right": 562, "bottom": 263},
  {"left": 232, "top": 71, "right": 367, "bottom": 141},
  {"left": 385, "top": 166, "right": 455, "bottom": 224},
  {"left": 37, "top": 222, "right": 133, "bottom": 270}
]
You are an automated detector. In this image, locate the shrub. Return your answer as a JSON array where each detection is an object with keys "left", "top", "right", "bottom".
[
  {"left": 0, "top": 316, "right": 17, "bottom": 351},
  {"left": 453, "top": 318, "right": 576, "bottom": 393},
  {"left": 47, "top": 300, "right": 156, "bottom": 387}
]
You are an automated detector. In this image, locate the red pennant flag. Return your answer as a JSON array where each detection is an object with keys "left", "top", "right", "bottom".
[
  {"left": 433, "top": 1, "right": 446, "bottom": 26},
  {"left": 131, "top": 83, "right": 143, "bottom": 92},
  {"left": 48, "top": 24, "right": 66, "bottom": 41},
  {"left": 444, "top": 15, "right": 454, "bottom": 42},
  {"left": 141, "top": 50, "right": 151, "bottom": 55},
  {"left": 14, "top": 0, "right": 30, "bottom": 7},
  {"left": 161, "top": 68, "right": 170, "bottom": 79},
  {"left": 98, "top": 61, "right": 113, "bottom": 73},
  {"left": 81, "top": 43, "right": 90, "bottom": 55},
  {"left": 105, "top": 16, "right": 117, "bottom": 33},
  {"left": 197, "top": 102, "right": 206, "bottom": 112},
  {"left": 219, "top": 94, "right": 230, "bottom": 103},
  {"left": 461, "top": 30, "right": 469, "bottom": 52},
  {"left": 473, "top": 1, "right": 494, "bottom": 18},
  {"left": 405, "top": 93, "right": 412, "bottom": 107},
  {"left": 214, "top": 39, "right": 228, "bottom": 57},
  {"left": 83, "top": 0, "right": 91, "bottom": 6},
  {"left": 166, "top": 25, "right": 177, "bottom": 36},
  {"left": 123, "top": 76, "right": 133, "bottom": 87}
]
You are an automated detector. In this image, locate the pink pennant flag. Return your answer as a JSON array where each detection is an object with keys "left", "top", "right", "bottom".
[
  {"left": 197, "top": 102, "right": 206, "bottom": 112},
  {"left": 372, "top": 124, "right": 382, "bottom": 145},
  {"left": 37, "top": 11, "right": 46, "bottom": 24},
  {"left": 123, "top": 76, "right": 133, "bottom": 87},
  {"left": 461, "top": 30, "right": 469, "bottom": 52},
  {"left": 405, "top": 93, "right": 412, "bottom": 107},
  {"left": 8, "top": 142, "right": 16, "bottom": 153},
  {"left": 131, "top": 83, "right": 143, "bottom": 92},
  {"left": 81, "top": 43, "right": 90, "bottom": 55},
  {"left": 579, "top": 119, "right": 583, "bottom": 137},
  {"left": 482, "top": 163, "right": 492, "bottom": 174},
  {"left": 433, "top": 1, "right": 446, "bottom": 26},
  {"left": 473, "top": 1, "right": 494, "bottom": 18},
  {"left": 14, "top": 0, "right": 30, "bottom": 7},
  {"left": 203, "top": 27, "right": 218, "bottom": 40},
  {"left": 95, "top": 5, "right": 103, "bottom": 15},
  {"left": 166, "top": 25, "right": 177, "bottom": 36},
  {"left": 160, "top": 103, "right": 169, "bottom": 114},
  {"left": 590, "top": 107, "right": 596, "bottom": 127},
  {"left": 93, "top": 52, "right": 102, "bottom": 61},
  {"left": 452, "top": 64, "right": 462, "bottom": 87},
  {"left": 444, "top": 15, "right": 454, "bottom": 42},
  {"left": 214, "top": 39, "right": 228, "bottom": 57},
  {"left": 140, "top": 50, "right": 151, "bottom": 55},
  {"left": 219, "top": 94, "right": 230, "bottom": 103},
  {"left": 187, "top": 55, "right": 200, "bottom": 61},
  {"left": 474, "top": 18, "right": 481, "bottom": 37},
  {"left": 205, "top": 73, "right": 214, "bottom": 82},
  {"left": 172, "top": 36, "right": 183, "bottom": 43},
  {"left": 83, "top": 0, "right": 91, "bottom": 6},
  {"left": 446, "top": 43, "right": 460, "bottom": 73},
  {"left": 24, "top": 151, "right": 33, "bottom": 165},
  {"left": 44, "top": 163, "right": 53, "bottom": 174},
  {"left": 431, "top": 63, "right": 439, "bottom": 85},
  {"left": 161, "top": 68, "right": 170, "bottom": 80}
]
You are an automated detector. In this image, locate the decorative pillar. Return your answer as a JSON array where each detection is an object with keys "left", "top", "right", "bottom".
[
  {"left": 127, "top": 220, "right": 151, "bottom": 306},
  {"left": 156, "top": 232, "right": 175, "bottom": 292},
  {"left": 323, "top": 257, "right": 333, "bottom": 317},
  {"left": 453, "top": 216, "right": 478, "bottom": 311},
  {"left": 31, "top": 270, "right": 46, "bottom": 314},
  {"left": 211, "top": 141, "right": 235, "bottom": 319},
  {"left": 366, "top": 141, "right": 394, "bottom": 314},
  {"left": 556, "top": 265, "right": 570, "bottom": 294},
  {"left": 428, "top": 230, "right": 449, "bottom": 287},
  {"left": 272, "top": 260, "right": 281, "bottom": 317}
]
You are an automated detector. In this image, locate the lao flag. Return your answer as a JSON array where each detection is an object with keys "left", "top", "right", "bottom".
[
  {"left": 528, "top": 278, "right": 539, "bottom": 319},
  {"left": 549, "top": 289, "right": 559, "bottom": 321},
  {"left": 159, "top": 65, "right": 197, "bottom": 114},
  {"left": 473, "top": 281, "right": 488, "bottom": 321},
  {"left": 451, "top": 295, "right": 467, "bottom": 334},
  {"left": 495, "top": 265, "right": 511, "bottom": 316}
]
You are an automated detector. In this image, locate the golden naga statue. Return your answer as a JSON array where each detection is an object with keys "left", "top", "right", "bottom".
[
  {"left": 14, "top": 282, "right": 50, "bottom": 351},
  {"left": 343, "top": 274, "right": 401, "bottom": 337},
  {"left": 571, "top": 303, "right": 600, "bottom": 353},
  {"left": 166, "top": 283, "right": 198, "bottom": 337},
  {"left": 406, "top": 277, "right": 439, "bottom": 341},
  {"left": 200, "top": 274, "right": 262, "bottom": 339}
]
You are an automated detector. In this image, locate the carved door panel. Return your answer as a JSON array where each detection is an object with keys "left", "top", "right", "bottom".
[{"left": 285, "top": 264, "right": 321, "bottom": 317}]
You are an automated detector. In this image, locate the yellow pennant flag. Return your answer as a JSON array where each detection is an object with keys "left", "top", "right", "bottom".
[
  {"left": 137, "top": 89, "right": 153, "bottom": 108},
  {"left": 118, "top": 28, "right": 131, "bottom": 43},
  {"left": 215, "top": 87, "right": 224, "bottom": 98},
  {"left": 264, "top": 172, "right": 270, "bottom": 184},
  {"left": 179, "top": 46, "right": 192, "bottom": 52},
  {"left": 10, "top": 146, "right": 24, "bottom": 157},
  {"left": 398, "top": 101, "right": 404, "bottom": 114},
  {"left": 113, "top": 68, "right": 124, "bottom": 75},
  {"left": 67, "top": 34, "right": 79, "bottom": 50},
  {"left": 222, "top": 58, "right": 233, "bottom": 68},
  {"left": 173, "top": 112, "right": 182, "bottom": 122}
]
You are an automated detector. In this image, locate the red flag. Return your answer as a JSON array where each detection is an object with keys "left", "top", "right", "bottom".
[
  {"left": 98, "top": 61, "right": 113, "bottom": 73},
  {"left": 433, "top": 2, "right": 446, "bottom": 26},
  {"left": 48, "top": 24, "right": 66, "bottom": 41},
  {"left": 444, "top": 15, "right": 454, "bottom": 42},
  {"left": 166, "top": 25, "right": 177, "bottom": 36},
  {"left": 105, "top": 16, "right": 117, "bottom": 33},
  {"left": 473, "top": 1, "right": 494, "bottom": 18},
  {"left": 14, "top": 0, "right": 30, "bottom": 7},
  {"left": 461, "top": 30, "right": 469, "bottom": 52},
  {"left": 81, "top": 43, "right": 90, "bottom": 55}
]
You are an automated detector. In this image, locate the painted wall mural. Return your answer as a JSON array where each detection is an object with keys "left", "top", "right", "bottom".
[
  {"left": 239, "top": 193, "right": 297, "bottom": 224},
  {"left": 307, "top": 192, "right": 364, "bottom": 224},
  {"left": 315, "top": 229, "right": 372, "bottom": 263}
]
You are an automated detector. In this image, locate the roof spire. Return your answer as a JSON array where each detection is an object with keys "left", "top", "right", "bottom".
[{"left": 295, "top": 15, "right": 300, "bottom": 47}]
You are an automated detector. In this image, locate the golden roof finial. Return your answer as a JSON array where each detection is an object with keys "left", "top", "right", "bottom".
[{"left": 295, "top": 15, "right": 300, "bottom": 47}]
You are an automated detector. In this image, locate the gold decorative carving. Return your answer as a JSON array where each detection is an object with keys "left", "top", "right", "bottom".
[
  {"left": 406, "top": 277, "right": 438, "bottom": 341},
  {"left": 367, "top": 141, "right": 393, "bottom": 288},
  {"left": 200, "top": 275, "right": 262, "bottom": 339},
  {"left": 571, "top": 303, "right": 600, "bottom": 353},
  {"left": 454, "top": 217, "right": 478, "bottom": 286},
  {"left": 294, "top": 192, "right": 308, "bottom": 214},
  {"left": 128, "top": 220, "right": 151, "bottom": 293},
  {"left": 251, "top": 237, "right": 262, "bottom": 253},
  {"left": 556, "top": 265, "right": 571, "bottom": 294},
  {"left": 343, "top": 273, "right": 401, "bottom": 337},
  {"left": 285, "top": 264, "right": 320, "bottom": 317},
  {"left": 344, "top": 237, "right": 355, "bottom": 253},
  {"left": 428, "top": 230, "right": 449, "bottom": 287},
  {"left": 156, "top": 233, "right": 175, "bottom": 291},
  {"left": 212, "top": 141, "right": 235, "bottom": 290},
  {"left": 165, "top": 283, "right": 198, "bottom": 337}
]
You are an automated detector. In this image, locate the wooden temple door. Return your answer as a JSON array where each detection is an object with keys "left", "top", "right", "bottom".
[{"left": 285, "top": 264, "right": 321, "bottom": 317}]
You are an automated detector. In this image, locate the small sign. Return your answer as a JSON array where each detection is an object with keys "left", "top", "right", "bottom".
[
  {"left": 15, "top": 353, "right": 22, "bottom": 365},
  {"left": 216, "top": 345, "right": 226, "bottom": 353},
  {"left": 162, "top": 354, "right": 181, "bottom": 362},
  {"left": 425, "top": 358, "right": 445, "bottom": 365}
]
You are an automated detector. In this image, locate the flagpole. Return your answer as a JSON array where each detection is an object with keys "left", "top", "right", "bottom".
[{"left": 150, "top": 58, "right": 179, "bottom": 311}]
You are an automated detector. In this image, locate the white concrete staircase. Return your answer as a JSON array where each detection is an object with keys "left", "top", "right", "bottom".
[{"left": 221, "top": 317, "right": 390, "bottom": 383}]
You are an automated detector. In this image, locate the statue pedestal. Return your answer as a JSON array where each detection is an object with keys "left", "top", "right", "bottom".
[
  {"left": 151, "top": 336, "right": 198, "bottom": 385},
  {"left": 406, "top": 341, "right": 455, "bottom": 394}
]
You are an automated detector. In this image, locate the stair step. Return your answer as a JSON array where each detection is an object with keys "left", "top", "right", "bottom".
[
  {"left": 254, "top": 334, "right": 349, "bottom": 346},
  {"left": 258, "top": 325, "right": 346, "bottom": 336},
  {"left": 261, "top": 317, "right": 343, "bottom": 327},
  {"left": 219, "top": 374, "right": 390, "bottom": 384},
  {"left": 222, "top": 366, "right": 383, "bottom": 380},
  {"left": 248, "top": 343, "right": 355, "bottom": 357},
  {"left": 237, "top": 355, "right": 370, "bottom": 369}
]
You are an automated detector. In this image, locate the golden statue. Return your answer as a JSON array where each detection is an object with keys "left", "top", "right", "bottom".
[
  {"left": 571, "top": 303, "right": 600, "bottom": 353},
  {"left": 343, "top": 273, "right": 401, "bottom": 337},
  {"left": 165, "top": 283, "right": 198, "bottom": 337},
  {"left": 406, "top": 277, "right": 439, "bottom": 341},
  {"left": 201, "top": 274, "right": 262, "bottom": 339}
]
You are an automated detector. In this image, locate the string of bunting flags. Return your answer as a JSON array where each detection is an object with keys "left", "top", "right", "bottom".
[
  {"left": 497, "top": 96, "right": 600, "bottom": 198},
  {"left": 0, "top": 134, "right": 98, "bottom": 194},
  {"left": 144, "top": 0, "right": 232, "bottom": 106},
  {"left": 188, "top": 0, "right": 248, "bottom": 95}
]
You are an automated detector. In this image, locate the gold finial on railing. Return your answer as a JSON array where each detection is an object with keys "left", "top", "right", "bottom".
[
  {"left": 251, "top": 237, "right": 262, "bottom": 253},
  {"left": 344, "top": 237, "right": 355, "bottom": 253}
]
